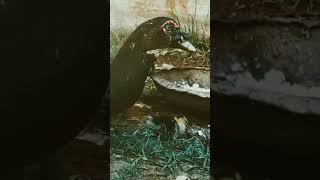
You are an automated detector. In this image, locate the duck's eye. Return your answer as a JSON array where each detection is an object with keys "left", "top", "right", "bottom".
[{"left": 165, "top": 25, "right": 172, "bottom": 32}]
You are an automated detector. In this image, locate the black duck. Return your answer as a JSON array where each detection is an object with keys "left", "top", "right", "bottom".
[{"left": 110, "top": 17, "right": 196, "bottom": 115}]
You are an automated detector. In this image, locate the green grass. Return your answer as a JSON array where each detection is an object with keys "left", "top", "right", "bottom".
[
  {"left": 168, "top": 0, "right": 210, "bottom": 49},
  {"left": 111, "top": 127, "right": 210, "bottom": 179},
  {"left": 110, "top": 28, "right": 130, "bottom": 60}
]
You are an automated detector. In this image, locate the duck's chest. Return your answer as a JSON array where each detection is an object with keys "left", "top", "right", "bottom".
[
  {"left": 112, "top": 53, "right": 152, "bottom": 82},
  {"left": 111, "top": 59, "right": 152, "bottom": 101}
]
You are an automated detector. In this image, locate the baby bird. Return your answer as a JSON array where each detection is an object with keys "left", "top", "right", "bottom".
[
  {"left": 144, "top": 114, "right": 189, "bottom": 138},
  {"left": 174, "top": 115, "right": 189, "bottom": 136}
]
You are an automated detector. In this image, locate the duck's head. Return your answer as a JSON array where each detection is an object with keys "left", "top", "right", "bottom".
[
  {"left": 130, "top": 17, "right": 197, "bottom": 53},
  {"left": 158, "top": 17, "right": 196, "bottom": 52}
]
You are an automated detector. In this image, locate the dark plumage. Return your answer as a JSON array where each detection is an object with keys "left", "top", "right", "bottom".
[{"left": 110, "top": 17, "right": 196, "bottom": 115}]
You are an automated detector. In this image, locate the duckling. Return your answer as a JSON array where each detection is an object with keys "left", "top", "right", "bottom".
[
  {"left": 144, "top": 114, "right": 189, "bottom": 138},
  {"left": 110, "top": 17, "right": 196, "bottom": 115},
  {"left": 144, "top": 115, "right": 162, "bottom": 131},
  {"left": 174, "top": 115, "right": 189, "bottom": 136},
  {"left": 145, "top": 114, "right": 176, "bottom": 137}
]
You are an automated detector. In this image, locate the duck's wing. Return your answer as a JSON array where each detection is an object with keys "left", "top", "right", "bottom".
[{"left": 109, "top": 52, "right": 158, "bottom": 115}]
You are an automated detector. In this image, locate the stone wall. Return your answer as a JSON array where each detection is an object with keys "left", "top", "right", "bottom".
[{"left": 110, "top": 0, "right": 210, "bottom": 38}]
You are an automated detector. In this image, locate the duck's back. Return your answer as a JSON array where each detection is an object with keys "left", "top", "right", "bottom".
[
  {"left": 109, "top": 17, "right": 175, "bottom": 115},
  {"left": 110, "top": 54, "right": 150, "bottom": 114}
]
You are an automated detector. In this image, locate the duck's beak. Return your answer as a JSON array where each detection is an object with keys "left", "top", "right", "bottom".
[
  {"left": 178, "top": 40, "right": 197, "bottom": 52},
  {"left": 169, "top": 29, "right": 197, "bottom": 52}
]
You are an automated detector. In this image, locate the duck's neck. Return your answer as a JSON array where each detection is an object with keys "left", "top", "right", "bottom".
[{"left": 115, "top": 28, "right": 159, "bottom": 63}]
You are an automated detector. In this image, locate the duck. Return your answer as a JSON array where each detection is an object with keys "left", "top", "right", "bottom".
[
  {"left": 110, "top": 17, "right": 196, "bottom": 115},
  {"left": 144, "top": 114, "right": 189, "bottom": 138}
]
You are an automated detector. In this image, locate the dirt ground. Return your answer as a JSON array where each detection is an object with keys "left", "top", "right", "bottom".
[{"left": 110, "top": 49, "right": 210, "bottom": 180}]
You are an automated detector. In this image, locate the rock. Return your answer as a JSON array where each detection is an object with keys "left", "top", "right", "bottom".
[
  {"left": 213, "top": 17, "right": 320, "bottom": 178},
  {"left": 176, "top": 175, "right": 191, "bottom": 180},
  {"left": 182, "top": 165, "right": 194, "bottom": 172}
]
